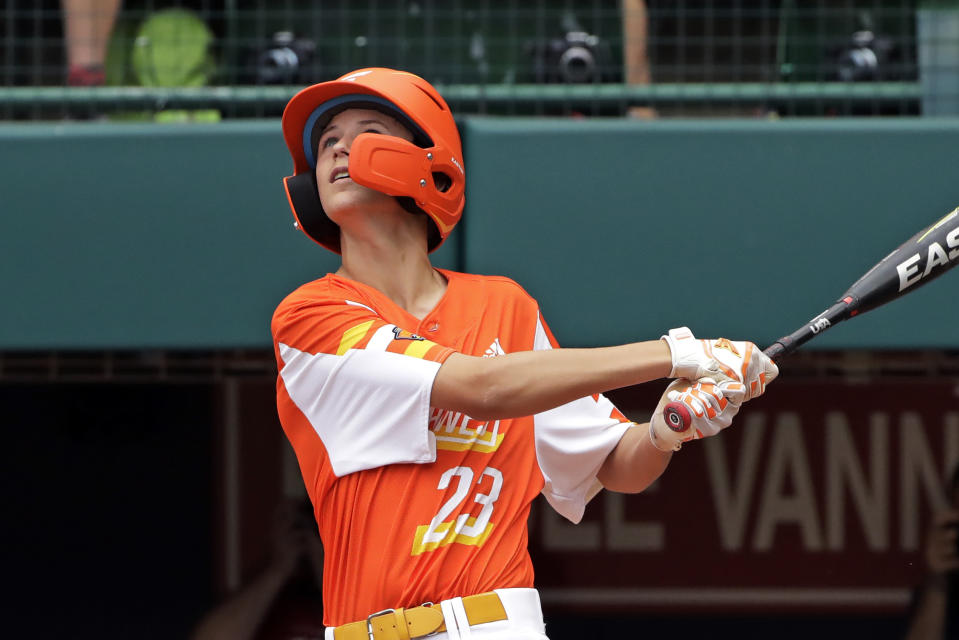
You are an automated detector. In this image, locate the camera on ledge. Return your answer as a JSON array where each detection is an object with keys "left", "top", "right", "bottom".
[
  {"left": 828, "top": 21, "right": 913, "bottom": 84},
  {"left": 834, "top": 29, "right": 894, "bottom": 82},
  {"left": 526, "top": 30, "right": 614, "bottom": 84},
  {"left": 250, "top": 31, "right": 316, "bottom": 85}
]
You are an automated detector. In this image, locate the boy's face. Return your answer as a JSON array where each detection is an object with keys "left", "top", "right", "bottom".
[{"left": 314, "top": 107, "right": 414, "bottom": 220}]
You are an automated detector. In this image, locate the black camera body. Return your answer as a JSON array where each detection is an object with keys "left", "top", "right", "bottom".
[
  {"left": 250, "top": 31, "right": 316, "bottom": 85},
  {"left": 526, "top": 30, "right": 614, "bottom": 84},
  {"left": 833, "top": 29, "right": 897, "bottom": 82}
]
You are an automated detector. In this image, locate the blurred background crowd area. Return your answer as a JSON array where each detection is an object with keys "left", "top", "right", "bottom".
[{"left": 2, "top": 0, "right": 959, "bottom": 119}]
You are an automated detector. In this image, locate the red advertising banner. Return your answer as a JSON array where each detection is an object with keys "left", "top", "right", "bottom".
[
  {"left": 529, "top": 380, "right": 959, "bottom": 614},
  {"left": 224, "top": 376, "right": 959, "bottom": 615}
]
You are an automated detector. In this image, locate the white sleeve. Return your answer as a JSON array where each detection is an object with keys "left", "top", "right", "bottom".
[
  {"left": 278, "top": 330, "right": 439, "bottom": 477},
  {"left": 531, "top": 314, "right": 632, "bottom": 524}
]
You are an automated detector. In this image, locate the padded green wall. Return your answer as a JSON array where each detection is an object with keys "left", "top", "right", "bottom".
[
  {"left": 0, "top": 121, "right": 457, "bottom": 348},
  {"left": 463, "top": 117, "right": 959, "bottom": 348},
  {"left": 1, "top": 118, "right": 956, "bottom": 349}
]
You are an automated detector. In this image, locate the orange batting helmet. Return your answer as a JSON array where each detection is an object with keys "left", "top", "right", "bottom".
[{"left": 281, "top": 68, "right": 465, "bottom": 253}]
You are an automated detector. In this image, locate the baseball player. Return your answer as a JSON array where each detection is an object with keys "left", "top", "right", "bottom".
[{"left": 272, "top": 67, "right": 778, "bottom": 640}]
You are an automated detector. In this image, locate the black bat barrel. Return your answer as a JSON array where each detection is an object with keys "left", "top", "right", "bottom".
[
  {"left": 846, "top": 206, "right": 959, "bottom": 315},
  {"left": 765, "top": 207, "right": 959, "bottom": 361}
]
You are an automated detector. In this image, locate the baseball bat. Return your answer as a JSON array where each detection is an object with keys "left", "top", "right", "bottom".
[{"left": 662, "top": 206, "right": 959, "bottom": 433}]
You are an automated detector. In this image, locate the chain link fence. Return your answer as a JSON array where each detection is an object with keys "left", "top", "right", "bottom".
[{"left": 1, "top": 0, "right": 956, "bottom": 120}]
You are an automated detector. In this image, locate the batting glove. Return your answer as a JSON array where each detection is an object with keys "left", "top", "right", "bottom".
[
  {"left": 661, "top": 327, "right": 728, "bottom": 381},
  {"left": 648, "top": 378, "right": 745, "bottom": 452},
  {"left": 662, "top": 328, "right": 779, "bottom": 401},
  {"left": 705, "top": 338, "right": 779, "bottom": 402}
]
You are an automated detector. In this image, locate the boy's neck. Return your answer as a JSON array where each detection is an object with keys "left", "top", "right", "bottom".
[{"left": 337, "top": 240, "right": 447, "bottom": 321}]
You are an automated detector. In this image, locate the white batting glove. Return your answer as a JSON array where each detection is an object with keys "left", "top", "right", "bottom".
[
  {"left": 661, "top": 327, "right": 729, "bottom": 381},
  {"left": 705, "top": 338, "right": 779, "bottom": 402},
  {"left": 648, "top": 378, "right": 746, "bottom": 452},
  {"left": 661, "top": 327, "right": 779, "bottom": 401}
]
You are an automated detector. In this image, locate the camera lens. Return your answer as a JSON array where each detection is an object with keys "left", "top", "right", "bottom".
[
  {"left": 558, "top": 46, "right": 595, "bottom": 83},
  {"left": 257, "top": 47, "right": 299, "bottom": 84},
  {"left": 836, "top": 30, "right": 881, "bottom": 82}
]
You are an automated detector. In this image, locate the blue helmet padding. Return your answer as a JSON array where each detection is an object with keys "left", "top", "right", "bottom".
[{"left": 301, "top": 93, "right": 430, "bottom": 169}]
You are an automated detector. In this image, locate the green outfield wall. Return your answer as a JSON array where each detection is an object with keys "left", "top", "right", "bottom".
[{"left": 2, "top": 118, "right": 957, "bottom": 349}]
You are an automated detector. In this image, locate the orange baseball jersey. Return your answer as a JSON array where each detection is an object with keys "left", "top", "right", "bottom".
[{"left": 271, "top": 269, "right": 632, "bottom": 626}]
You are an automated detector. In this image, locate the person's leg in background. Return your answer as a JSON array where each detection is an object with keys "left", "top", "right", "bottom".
[{"left": 61, "top": 0, "right": 122, "bottom": 86}]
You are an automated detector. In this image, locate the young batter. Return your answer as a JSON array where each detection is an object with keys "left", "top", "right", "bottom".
[{"left": 272, "top": 67, "right": 778, "bottom": 640}]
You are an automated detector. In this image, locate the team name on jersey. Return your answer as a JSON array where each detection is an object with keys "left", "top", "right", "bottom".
[{"left": 429, "top": 408, "right": 505, "bottom": 453}]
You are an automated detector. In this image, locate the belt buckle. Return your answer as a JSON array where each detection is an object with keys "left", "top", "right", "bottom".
[{"left": 366, "top": 608, "right": 395, "bottom": 640}]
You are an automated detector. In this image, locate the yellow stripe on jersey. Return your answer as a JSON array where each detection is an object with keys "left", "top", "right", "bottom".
[
  {"left": 410, "top": 518, "right": 495, "bottom": 556},
  {"left": 434, "top": 431, "right": 505, "bottom": 453},
  {"left": 336, "top": 320, "right": 375, "bottom": 355},
  {"left": 403, "top": 338, "right": 437, "bottom": 359}
]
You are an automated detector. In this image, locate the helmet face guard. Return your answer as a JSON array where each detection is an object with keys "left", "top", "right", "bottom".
[{"left": 281, "top": 68, "right": 465, "bottom": 254}]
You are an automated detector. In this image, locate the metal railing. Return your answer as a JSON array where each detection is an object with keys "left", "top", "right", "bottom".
[{"left": 1, "top": 1, "right": 955, "bottom": 119}]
